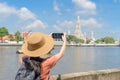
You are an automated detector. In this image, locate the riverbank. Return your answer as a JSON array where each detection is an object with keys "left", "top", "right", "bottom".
[
  {"left": 50, "top": 68, "right": 120, "bottom": 80},
  {"left": 68, "top": 44, "right": 120, "bottom": 47},
  {"left": 0, "top": 43, "right": 22, "bottom": 46},
  {"left": 0, "top": 42, "right": 120, "bottom": 47}
]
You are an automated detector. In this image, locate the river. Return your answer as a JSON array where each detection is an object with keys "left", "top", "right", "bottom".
[{"left": 0, "top": 46, "right": 120, "bottom": 80}]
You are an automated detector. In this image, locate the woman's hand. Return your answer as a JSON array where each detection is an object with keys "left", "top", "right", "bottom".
[{"left": 62, "top": 33, "right": 66, "bottom": 43}]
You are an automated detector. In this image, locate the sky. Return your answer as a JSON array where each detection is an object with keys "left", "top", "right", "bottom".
[{"left": 0, "top": 0, "right": 120, "bottom": 39}]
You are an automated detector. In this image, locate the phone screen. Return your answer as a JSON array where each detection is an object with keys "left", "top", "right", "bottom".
[{"left": 52, "top": 33, "right": 63, "bottom": 39}]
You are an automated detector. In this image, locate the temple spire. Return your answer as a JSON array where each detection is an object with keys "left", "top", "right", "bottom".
[{"left": 74, "top": 16, "right": 84, "bottom": 39}]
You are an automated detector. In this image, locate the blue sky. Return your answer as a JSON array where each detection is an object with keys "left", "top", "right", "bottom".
[{"left": 0, "top": 0, "right": 120, "bottom": 39}]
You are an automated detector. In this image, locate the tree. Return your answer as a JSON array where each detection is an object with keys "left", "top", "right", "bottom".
[
  {"left": 0, "top": 27, "right": 9, "bottom": 42},
  {"left": 67, "top": 35, "right": 84, "bottom": 44},
  {"left": 101, "top": 36, "right": 115, "bottom": 44},
  {"left": 15, "top": 31, "right": 23, "bottom": 43},
  {"left": 9, "top": 34, "right": 15, "bottom": 41},
  {"left": 86, "top": 39, "right": 91, "bottom": 44},
  {"left": 95, "top": 36, "right": 115, "bottom": 44},
  {"left": 95, "top": 39, "right": 102, "bottom": 44},
  {"left": 79, "top": 39, "right": 84, "bottom": 43},
  {"left": 67, "top": 35, "right": 75, "bottom": 43}
]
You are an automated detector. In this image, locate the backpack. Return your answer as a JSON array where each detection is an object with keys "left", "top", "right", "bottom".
[{"left": 15, "top": 57, "right": 42, "bottom": 80}]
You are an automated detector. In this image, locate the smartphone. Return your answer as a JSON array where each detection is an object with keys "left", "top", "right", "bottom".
[{"left": 52, "top": 33, "right": 63, "bottom": 39}]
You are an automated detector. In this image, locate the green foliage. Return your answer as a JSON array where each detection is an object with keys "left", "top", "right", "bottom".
[
  {"left": 95, "top": 36, "right": 115, "bottom": 44},
  {"left": 9, "top": 34, "right": 15, "bottom": 41},
  {"left": 79, "top": 39, "right": 84, "bottom": 43},
  {"left": 15, "top": 31, "right": 23, "bottom": 43},
  {"left": 86, "top": 39, "right": 91, "bottom": 44},
  {"left": 0, "top": 27, "right": 9, "bottom": 37},
  {"left": 67, "top": 35, "right": 84, "bottom": 44},
  {"left": 101, "top": 36, "right": 115, "bottom": 44},
  {"left": 95, "top": 39, "right": 102, "bottom": 44},
  {"left": 67, "top": 35, "right": 76, "bottom": 43}
]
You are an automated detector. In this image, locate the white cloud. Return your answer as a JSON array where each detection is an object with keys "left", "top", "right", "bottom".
[
  {"left": 53, "top": 25, "right": 63, "bottom": 32},
  {"left": 76, "top": 9, "right": 96, "bottom": 15},
  {"left": 72, "top": 0, "right": 96, "bottom": 9},
  {"left": 54, "top": 2, "right": 59, "bottom": 12},
  {"left": 17, "top": 7, "right": 36, "bottom": 20},
  {"left": 0, "top": 3, "right": 36, "bottom": 20},
  {"left": 0, "top": 3, "right": 17, "bottom": 16},
  {"left": 55, "top": 18, "right": 102, "bottom": 29},
  {"left": 53, "top": 18, "right": 104, "bottom": 34},
  {"left": 53, "top": 20, "right": 74, "bottom": 32},
  {"left": 113, "top": 0, "right": 120, "bottom": 3},
  {"left": 23, "top": 20, "right": 46, "bottom": 30},
  {"left": 57, "top": 20, "right": 74, "bottom": 28},
  {"left": 53, "top": 1, "right": 61, "bottom": 15},
  {"left": 113, "top": 0, "right": 117, "bottom": 3},
  {"left": 72, "top": 0, "right": 96, "bottom": 15},
  {"left": 0, "top": 3, "right": 46, "bottom": 30},
  {"left": 81, "top": 18, "right": 103, "bottom": 28}
]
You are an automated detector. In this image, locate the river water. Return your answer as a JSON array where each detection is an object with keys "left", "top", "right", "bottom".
[{"left": 0, "top": 46, "right": 120, "bottom": 80}]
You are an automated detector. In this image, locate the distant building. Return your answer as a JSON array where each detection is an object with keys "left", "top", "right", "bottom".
[
  {"left": 0, "top": 35, "right": 10, "bottom": 41},
  {"left": 84, "top": 32, "right": 87, "bottom": 43},
  {"left": 2, "top": 35, "right": 10, "bottom": 41},
  {"left": 90, "top": 31, "right": 95, "bottom": 43},
  {"left": 115, "top": 40, "right": 120, "bottom": 44},
  {"left": 0, "top": 37, "right": 2, "bottom": 41},
  {"left": 21, "top": 31, "right": 31, "bottom": 39},
  {"left": 74, "top": 16, "right": 84, "bottom": 40}
]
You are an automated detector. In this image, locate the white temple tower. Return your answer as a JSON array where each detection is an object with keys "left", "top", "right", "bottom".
[
  {"left": 91, "top": 31, "right": 95, "bottom": 41},
  {"left": 90, "top": 31, "right": 95, "bottom": 44},
  {"left": 74, "top": 16, "right": 84, "bottom": 39}
]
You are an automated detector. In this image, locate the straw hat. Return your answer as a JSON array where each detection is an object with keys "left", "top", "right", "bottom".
[{"left": 21, "top": 32, "right": 54, "bottom": 57}]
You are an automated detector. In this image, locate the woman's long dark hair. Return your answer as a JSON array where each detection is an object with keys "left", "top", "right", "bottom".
[{"left": 30, "top": 57, "right": 44, "bottom": 62}]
